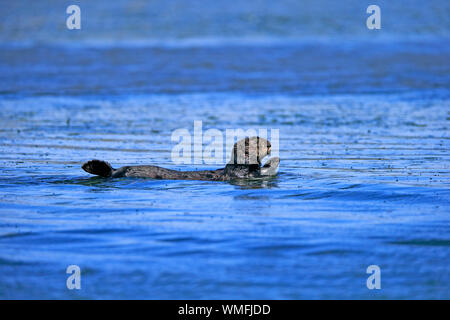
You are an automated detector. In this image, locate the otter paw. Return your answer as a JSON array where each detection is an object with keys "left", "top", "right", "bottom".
[{"left": 261, "top": 157, "right": 280, "bottom": 176}]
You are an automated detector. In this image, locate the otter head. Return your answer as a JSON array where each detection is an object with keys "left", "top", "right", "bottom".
[{"left": 228, "top": 136, "right": 272, "bottom": 166}]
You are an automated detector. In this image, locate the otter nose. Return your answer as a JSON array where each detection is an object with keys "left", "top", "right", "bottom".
[{"left": 267, "top": 147, "right": 271, "bottom": 154}]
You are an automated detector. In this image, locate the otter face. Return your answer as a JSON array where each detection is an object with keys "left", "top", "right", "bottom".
[{"left": 228, "top": 136, "right": 272, "bottom": 165}]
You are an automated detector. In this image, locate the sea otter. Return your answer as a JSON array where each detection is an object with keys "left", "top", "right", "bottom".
[{"left": 82, "top": 137, "right": 280, "bottom": 181}]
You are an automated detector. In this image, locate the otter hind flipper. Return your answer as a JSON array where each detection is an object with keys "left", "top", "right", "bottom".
[{"left": 82, "top": 160, "right": 114, "bottom": 177}]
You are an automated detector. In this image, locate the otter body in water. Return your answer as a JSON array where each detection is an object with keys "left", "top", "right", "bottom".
[{"left": 82, "top": 137, "right": 279, "bottom": 181}]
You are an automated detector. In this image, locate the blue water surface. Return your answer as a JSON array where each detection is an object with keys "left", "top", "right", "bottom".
[{"left": 0, "top": 0, "right": 449, "bottom": 299}]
